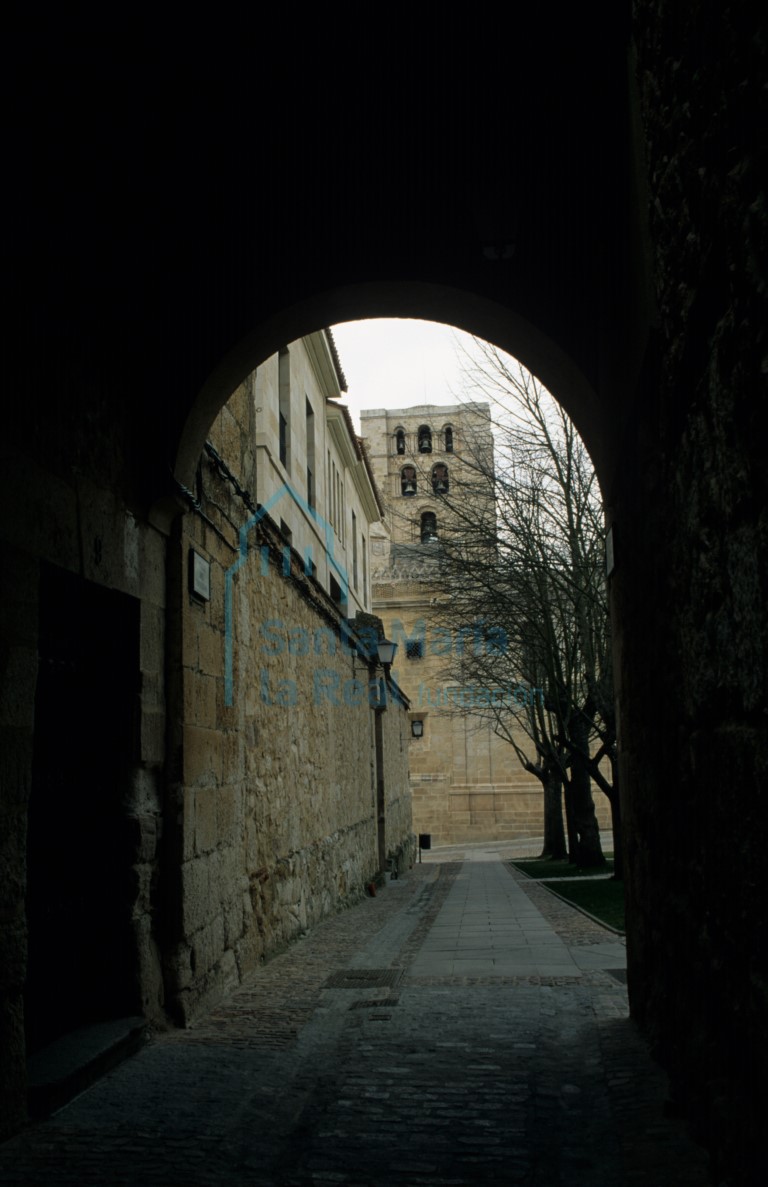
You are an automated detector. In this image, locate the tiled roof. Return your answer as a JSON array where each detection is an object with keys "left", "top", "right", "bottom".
[{"left": 324, "top": 327, "right": 348, "bottom": 393}]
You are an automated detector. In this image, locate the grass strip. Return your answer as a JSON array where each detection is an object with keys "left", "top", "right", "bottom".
[
  {"left": 541, "top": 877, "right": 625, "bottom": 932},
  {"left": 512, "top": 857, "right": 614, "bottom": 880}
]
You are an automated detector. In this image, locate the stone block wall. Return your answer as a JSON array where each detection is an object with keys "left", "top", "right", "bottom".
[
  {"left": 0, "top": 376, "right": 168, "bottom": 1136},
  {"left": 374, "top": 587, "right": 614, "bottom": 850},
  {"left": 0, "top": 354, "right": 412, "bottom": 1136},
  {"left": 166, "top": 378, "right": 413, "bottom": 1023},
  {"left": 0, "top": 547, "right": 39, "bottom": 1137},
  {"left": 380, "top": 692, "right": 414, "bottom": 871},
  {"left": 616, "top": 9, "right": 768, "bottom": 1181},
  {"left": 412, "top": 778, "right": 613, "bottom": 848}
]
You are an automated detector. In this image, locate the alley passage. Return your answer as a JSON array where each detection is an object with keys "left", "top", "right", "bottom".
[{"left": 0, "top": 852, "right": 708, "bottom": 1186}]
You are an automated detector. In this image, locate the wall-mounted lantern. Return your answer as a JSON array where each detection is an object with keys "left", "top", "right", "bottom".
[{"left": 376, "top": 637, "right": 398, "bottom": 669}]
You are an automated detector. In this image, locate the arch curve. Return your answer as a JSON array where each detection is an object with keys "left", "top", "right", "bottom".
[{"left": 173, "top": 280, "right": 607, "bottom": 490}]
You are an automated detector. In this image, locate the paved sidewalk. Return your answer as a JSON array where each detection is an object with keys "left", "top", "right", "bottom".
[
  {"left": 0, "top": 853, "right": 710, "bottom": 1186},
  {"left": 409, "top": 858, "right": 624, "bottom": 980}
]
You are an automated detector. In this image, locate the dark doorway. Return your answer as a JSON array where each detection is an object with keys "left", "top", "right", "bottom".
[{"left": 25, "top": 565, "right": 141, "bottom": 1054}]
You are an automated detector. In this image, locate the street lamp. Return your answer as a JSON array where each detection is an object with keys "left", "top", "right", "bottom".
[
  {"left": 371, "top": 637, "right": 397, "bottom": 712},
  {"left": 376, "top": 637, "right": 398, "bottom": 670}
]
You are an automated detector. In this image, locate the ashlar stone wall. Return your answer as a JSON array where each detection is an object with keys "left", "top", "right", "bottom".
[
  {"left": 617, "top": 9, "right": 768, "bottom": 1182},
  {"left": 0, "top": 371, "right": 168, "bottom": 1136},
  {"left": 374, "top": 582, "right": 613, "bottom": 847},
  {"left": 167, "top": 372, "right": 413, "bottom": 1024},
  {"left": 365, "top": 402, "right": 613, "bottom": 850},
  {"left": 380, "top": 684, "right": 413, "bottom": 868}
]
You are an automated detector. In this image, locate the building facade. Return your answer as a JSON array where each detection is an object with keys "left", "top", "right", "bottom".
[
  {"left": 168, "top": 331, "right": 414, "bottom": 1024},
  {"left": 19, "top": 331, "right": 414, "bottom": 1090},
  {"left": 252, "top": 333, "right": 379, "bottom": 616},
  {"left": 362, "top": 402, "right": 612, "bottom": 847}
]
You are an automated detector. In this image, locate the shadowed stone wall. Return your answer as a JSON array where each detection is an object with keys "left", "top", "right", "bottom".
[
  {"left": 614, "top": 9, "right": 768, "bottom": 1182},
  {"left": 0, "top": 548, "right": 39, "bottom": 1137},
  {"left": 0, "top": 372, "right": 168, "bottom": 1135},
  {"left": 0, "top": 357, "right": 412, "bottom": 1134},
  {"left": 165, "top": 377, "right": 414, "bottom": 1023}
]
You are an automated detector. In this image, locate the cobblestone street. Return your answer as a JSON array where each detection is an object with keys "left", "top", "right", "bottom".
[{"left": 0, "top": 853, "right": 710, "bottom": 1186}]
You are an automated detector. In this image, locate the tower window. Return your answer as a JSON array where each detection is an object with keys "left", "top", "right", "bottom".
[
  {"left": 444, "top": 426, "right": 454, "bottom": 453},
  {"left": 432, "top": 464, "right": 449, "bottom": 494},
  {"left": 401, "top": 465, "right": 417, "bottom": 496},
  {"left": 395, "top": 428, "right": 406, "bottom": 454},
  {"left": 418, "top": 425, "right": 432, "bottom": 454},
  {"left": 421, "top": 511, "right": 438, "bottom": 543}
]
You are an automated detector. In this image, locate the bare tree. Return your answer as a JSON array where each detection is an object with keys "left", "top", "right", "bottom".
[{"left": 422, "top": 341, "right": 619, "bottom": 872}]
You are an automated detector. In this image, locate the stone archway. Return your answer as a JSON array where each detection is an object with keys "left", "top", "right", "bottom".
[
  {"left": 1, "top": 11, "right": 764, "bottom": 1174},
  {"left": 172, "top": 283, "right": 612, "bottom": 494}
]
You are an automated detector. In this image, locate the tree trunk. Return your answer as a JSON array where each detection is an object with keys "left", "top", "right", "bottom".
[
  {"left": 608, "top": 756, "right": 623, "bottom": 881},
  {"left": 542, "top": 771, "right": 567, "bottom": 859},
  {"left": 585, "top": 749, "right": 622, "bottom": 880},
  {"left": 568, "top": 717, "right": 605, "bottom": 867},
  {"left": 562, "top": 777, "right": 579, "bottom": 863},
  {"left": 580, "top": 751, "right": 622, "bottom": 880}
]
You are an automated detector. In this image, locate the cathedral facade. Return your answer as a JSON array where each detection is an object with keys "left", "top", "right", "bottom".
[{"left": 362, "top": 402, "right": 612, "bottom": 847}]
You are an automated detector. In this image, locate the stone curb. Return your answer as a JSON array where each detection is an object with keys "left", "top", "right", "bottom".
[{"left": 508, "top": 861, "right": 626, "bottom": 937}]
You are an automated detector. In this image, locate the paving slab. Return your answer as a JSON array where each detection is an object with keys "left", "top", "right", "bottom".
[
  {"left": 0, "top": 850, "right": 710, "bottom": 1186},
  {"left": 409, "top": 858, "right": 584, "bottom": 981}
]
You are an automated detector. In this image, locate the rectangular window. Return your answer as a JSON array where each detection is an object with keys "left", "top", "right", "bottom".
[
  {"left": 352, "top": 511, "right": 358, "bottom": 589},
  {"left": 362, "top": 535, "right": 367, "bottom": 608},
  {"left": 329, "top": 573, "right": 346, "bottom": 611},
  {"left": 334, "top": 469, "right": 340, "bottom": 539},
  {"left": 279, "top": 413, "right": 288, "bottom": 468},
  {"left": 340, "top": 480, "right": 345, "bottom": 544},
  {"left": 306, "top": 397, "right": 315, "bottom": 509},
  {"left": 278, "top": 348, "right": 290, "bottom": 472}
]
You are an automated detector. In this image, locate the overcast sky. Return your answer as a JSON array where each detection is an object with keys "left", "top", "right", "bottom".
[{"left": 330, "top": 319, "right": 480, "bottom": 433}]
